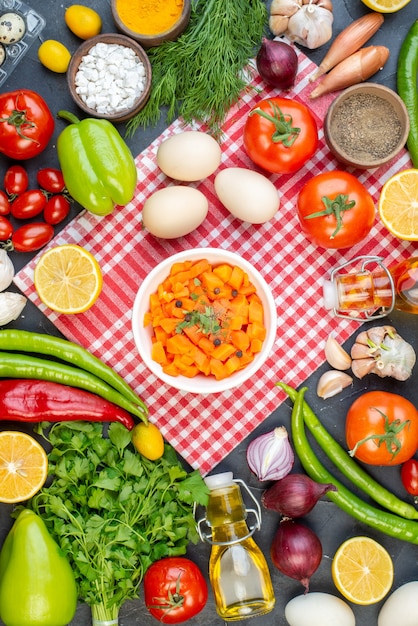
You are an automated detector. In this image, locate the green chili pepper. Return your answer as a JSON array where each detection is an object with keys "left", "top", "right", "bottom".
[
  {"left": 277, "top": 381, "right": 418, "bottom": 521},
  {"left": 0, "top": 351, "right": 147, "bottom": 423},
  {"left": 56, "top": 110, "right": 137, "bottom": 215},
  {"left": 397, "top": 20, "right": 418, "bottom": 168},
  {"left": 0, "top": 509, "right": 77, "bottom": 626},
  {"left": 0, "top": 329, "right": 147, "bottom": 415},
  {"left": 282, "top": 384, "right": 418, "bottom": 545}
]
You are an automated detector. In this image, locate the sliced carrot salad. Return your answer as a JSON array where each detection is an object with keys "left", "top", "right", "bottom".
[{"left": 143, "top": 258, "right": 267, "bottom": 380}]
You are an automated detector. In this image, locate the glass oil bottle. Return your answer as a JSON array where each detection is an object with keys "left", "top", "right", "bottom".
[
  {"left": 197, "top": 472, "right": 275, "bottom": 621},
  {"left": 322, "top": 255, "right": 418, "bottom": 320}
]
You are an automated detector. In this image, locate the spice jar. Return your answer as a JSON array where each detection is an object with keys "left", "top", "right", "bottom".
[
  {"left": 197, "top": 472, "right": 275, "bottom": 621},
  {"left": 323, "top": 255, "right": 418, "bottom": 320}
]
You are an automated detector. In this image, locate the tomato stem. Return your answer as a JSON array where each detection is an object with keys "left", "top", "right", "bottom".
[
  {"left": 0, "top": 103, "right": 39, "bottom": 145},
  {"left": 348, "top": 408, "right": 411, "bottom": 461},
  {"left": 303, "top": 193, "right": 355, "bottom": 238},
  {"left": 249, "top": 102, "right": 301, "bottom": 147}
]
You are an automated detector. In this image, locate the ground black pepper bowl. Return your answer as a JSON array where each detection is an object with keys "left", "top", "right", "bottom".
[
  {"left": 67, "top": 33, "right": 152, "bottom": 123},
  {"left": 111, "top": 0, "right": 191, "bottom": 48},
  {"left": 324, "top": 83, "right": 410, "bottom": 170}
]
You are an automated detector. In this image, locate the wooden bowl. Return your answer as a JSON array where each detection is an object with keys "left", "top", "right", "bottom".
[
  {"left": 111, "top": 0, "right": 191, "bottom": 48},
  {"left": 324, "top": 83, "right": 410, "bottom": 170},
  {"left": 67, "top": 33, "right": 152, "bottom": 123}
]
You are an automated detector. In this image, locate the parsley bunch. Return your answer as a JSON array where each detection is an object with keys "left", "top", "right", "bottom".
[{"left": 28, "top": 421, "right": 209, "bottom": 624}]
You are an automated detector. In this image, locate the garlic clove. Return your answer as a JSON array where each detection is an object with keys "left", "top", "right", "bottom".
[
  {"left": 317, "top": 370, "right": 353, "bottom": 399},
  {"left": 0, "top": 250, "right": 15, "bottom": 292},
  {"left": 269, "top": 15, "right": 289, "bottom": 36},
  {"left": 324, "top": 334, "right": 352, "bottom": 370},
  {"left": 0, "top": 292, "right": 27, "bottom": 325}
]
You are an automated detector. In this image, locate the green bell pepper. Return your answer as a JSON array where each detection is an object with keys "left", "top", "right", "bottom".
[
  {"left": 0, "top": 509, "right": 77, "bottom": 626},
  {"left": 57, "top": 110, "right": 137, "bottom": 216}
]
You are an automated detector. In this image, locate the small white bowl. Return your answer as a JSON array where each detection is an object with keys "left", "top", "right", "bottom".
[{"left": 132, "top": 248, "right": 277, "bottom": 394}]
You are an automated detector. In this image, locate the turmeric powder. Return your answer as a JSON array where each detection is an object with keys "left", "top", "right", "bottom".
[{"left": 115, "top": 0, "right": 184, "bottom": 35}]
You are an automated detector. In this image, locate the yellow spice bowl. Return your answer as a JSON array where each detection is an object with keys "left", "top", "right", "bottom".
[{"left": 111, "top": 0, "right": 191, "bottom": 48}]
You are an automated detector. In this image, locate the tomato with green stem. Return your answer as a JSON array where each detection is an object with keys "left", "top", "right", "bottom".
[
  {"left": 37, "top": 168, "right": 66, "bottom": 193},
  {"left": 11, "top": 189, "right": 47, "bottom": 219},
  {"left": 43, "top": 195, "right": 71, "bottom": 225},
  {"left": 297, "top": 170, "right": 375, "bottom": 249},
  {"left": 345, "top": 391, "right": 418, "bottom": 466},
  {"left": 0, "top": 191, "right": 10, "bottom": 216},
  {"left": 243, "top": 96, "right": 318, "bottom": 174},
  {"left": 0, "top": 216, "right": 13, "bottom": 241},
  {"left": 144, "top": 557, "right": 208, "bottom": 623}
]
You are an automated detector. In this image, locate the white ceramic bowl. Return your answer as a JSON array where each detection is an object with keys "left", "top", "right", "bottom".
[{"left": 132, "top": 248, "right": 277, "bottom": 394}]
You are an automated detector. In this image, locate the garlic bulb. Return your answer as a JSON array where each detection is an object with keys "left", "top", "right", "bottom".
[
  {"left": 0, "top": 250, "right": 15, "bottom": 292},
  {"left": 287, "top": 2, "right": 333, "bottom": 49},
  {"left": 0, "top": 292, "right": 27, "bottom": 325},
  {"left": 246, "top": 426, "right": 294, "bottom": 481}
]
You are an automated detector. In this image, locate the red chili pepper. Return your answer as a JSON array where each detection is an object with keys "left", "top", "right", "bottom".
[{"left": 0, "top": 379, "right": 135, "bottom": 430}]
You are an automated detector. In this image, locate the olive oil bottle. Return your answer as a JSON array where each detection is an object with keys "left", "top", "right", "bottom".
[{"left": 200, "top": 472, "right": 275, "bottom": 621}]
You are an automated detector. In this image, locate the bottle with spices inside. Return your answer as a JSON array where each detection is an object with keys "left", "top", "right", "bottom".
[
  {"left": 197, "top": 472, "right": 275, "bottom": 621},
  {"left": 322, "top": 255, "right": 418, "bottom": 320}
]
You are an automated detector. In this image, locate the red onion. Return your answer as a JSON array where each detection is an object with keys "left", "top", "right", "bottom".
[
  {"left": 270, "top": 518, "right": 322, "bottom": 592},
  {"left": 246, "top": 426, "right": 294, "bottom": 482},
  {"left": 262, "top": 473, "right": 337, "bottom": 517},
  {"left": 256, "top": 38, "right": 298, "bottom": 90}
]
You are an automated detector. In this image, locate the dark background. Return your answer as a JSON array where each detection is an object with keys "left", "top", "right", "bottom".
[{"left": 1, "top": 1, "right": 418, "bottom": 625}]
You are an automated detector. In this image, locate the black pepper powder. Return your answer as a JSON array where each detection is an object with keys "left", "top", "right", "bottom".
[{"left": 330, "top": 93, "right": 402, "bottom": 161}]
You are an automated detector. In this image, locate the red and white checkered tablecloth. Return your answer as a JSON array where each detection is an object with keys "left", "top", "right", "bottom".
[{"left": 14, "top": 49, "right": 416, "bottom": 475}]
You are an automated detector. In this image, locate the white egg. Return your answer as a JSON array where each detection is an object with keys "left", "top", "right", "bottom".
[
  {"left": 157, "top": 131, "right": 222, "bottom": 182},
  {"left": 378, "top": 581, "right": 418, "bottom": 626},
  {"left": 142, "top": 186, "right": 208, "bottom": 239},
  {"left": 214, "top": 167, "right": 280, "bottom": 224},
  {"left": 285, "top": 592, "right": 355, "bottom": 626}
]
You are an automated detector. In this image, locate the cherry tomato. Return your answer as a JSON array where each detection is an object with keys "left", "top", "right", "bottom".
[
  {"left": 401, "top": 458, "right": 418, "bottom": 498},
  {"left": 37, "top": 167, "right": 66, "bottom": 193},
  {"left": 4, "top": 165, "right": 29, "bottom": 196},
  {"left": 0, "top": 90, "right": 54, "bottom": 160},
  {"left": 0, "top": 216, "right": 13, "bottom": 241},
  {"left": 297, "top": 170, "right": 375, "bottom": 249},
  {"left": 11, "top": 189, "right": 47, "bottom": 220},
  {"left": 243, "top": 96, "right": 318, "bottom": 174},
  {"left": 346, "top": 391, "right": 418, "bottom": 466},
  {"left": 12, "top": 222, "right": 54, "bottom": 252},
  {"left": 144, "top": 557, "right": 208, "bottom": 623},
  {"left": 43, "top": 194, "right": 71, "bottom": 225},
  {"left": 0, "top": 191, "right": 11, "bottom": 216}
]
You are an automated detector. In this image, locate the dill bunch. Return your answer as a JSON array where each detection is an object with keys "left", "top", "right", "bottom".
[{"left": 126, "top": 0, "right": 267, "bottom": 137}]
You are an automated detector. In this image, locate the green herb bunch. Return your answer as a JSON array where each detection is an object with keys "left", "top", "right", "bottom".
[
  {"left": 126, "top": 0, "right": 267, "bottom": 137},
  {"left": 28, "top": 421, "right": 209, "bottom": 624}
]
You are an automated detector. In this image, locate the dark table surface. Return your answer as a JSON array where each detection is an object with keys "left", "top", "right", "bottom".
[{"left": 1, "top": 1, "right": 418, "bottom": 625}]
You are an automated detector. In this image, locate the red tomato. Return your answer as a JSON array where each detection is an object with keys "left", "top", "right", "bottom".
[
  {"left": 0, "top": 90, "right": 54, "bottom": 160},
  {"left": 0, "top": 216, "right": 13, "bottom": 241},
  {"left": 43, "top": 194, "right": 71, "bottom": 225},
  {"left": 143, "top": 557, "right": 208, "bottom": 623},
  {"left": 243, "top": 96, "right": 318, "bottom": 174},
  {"left": 0, "top": 191, "right": 10, "bottom": 216},
  {"left": 297, "top": 171, "right": 375, "bottom": 249},
  {"left": 401, "top": 459, "right": 418, "bottom": 498},
  {"left": 11, "top": 189, "right": 47, "bottom": 219},
  {"left": 37, "top": 168, "right": 65, "bottom": 193},
  {"left": 4, "top": 165, "right": 29, "bottom": 196},
  {"left": 346, "top": 391, "right": 418, "bottom": 466},
  {"left": 12, "top": 222, "right": 54, "bottom": 252}
]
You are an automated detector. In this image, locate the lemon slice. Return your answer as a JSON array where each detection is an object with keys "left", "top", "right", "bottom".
[
  {"left": 360, "top": 0, "right": 411, "bottom": 11},
  {"left": 0, "top": 431, "right": 48, "bottom": 503},
  {"left": 34, "top": 244, "right": 103, "bottom": 314},
  {"left": 332, "top": 536, "right": 394, "bottom": 605},
  {"left": 378, "top": 169, "right": 418, "bottom": 241}
]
